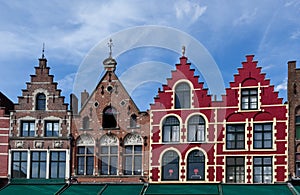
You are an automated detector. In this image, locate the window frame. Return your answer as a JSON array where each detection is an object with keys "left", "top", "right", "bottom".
[
  {"left": 123, "top": 145, "right": 142, "bottom": 175},
  {"left": 226, "top": 124, "right": 245, "bottom": 150},
  {"left": 99, "top": 145, "right": 118, "bottom": 175},
  {"left": 226, "top": 157, "right": 245, "bottom": 183},
  {"left": 253, "top": 157, "right": 272, "bottom": 183},
  {"left": 49, "top": 151, "right": 66, "bottom": 179},
  {"left": 296, "top": 152, "right": 300, "bottom": 177},
  {"left": 296, "top": 116, "right": 300, "bottom": 140},
  {"left": 253, "top": 123, "right": 272, "bottom": 149},
  {"left": 36, "top": 93, "right": 46, "bottom": 110},
  {"left": 187, "top": 115, "right": 205, "bottom": 142},
  {"left": 162, "top": 150, "right": 179, "bottom": 181},
  {"left": 11, "top": 151, "right": 28, "bottom": 178},
  {"left": 186, "top": 150, "right": 205, "bottom": 181},
  {"left": 44, "top": 120, "right": 60, "bottom": 137},
  {"left": 30, "top": 151, "right": 47, "bottom": 179},
  {"left": 76, "top": 146, "right": 94, "bottom": 175},
  {"left": 175, "top": 82, "right": 191, "bottom": 109},
  {"left": 241, "top": 88, "right": 258, "bottom": 110},
  {"left": 20, "top": 121, "right": 35, "bottom": 137},
  {"left": 102, "top": 106, "right": 117, "bottom": 129},
  {"left": 162, "top": 116, "right": 180, "bottom": 143}
]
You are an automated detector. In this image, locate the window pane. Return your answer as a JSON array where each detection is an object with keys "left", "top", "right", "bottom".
[{"left": 111, "top": 146, "right": 118, "bottom": 154}]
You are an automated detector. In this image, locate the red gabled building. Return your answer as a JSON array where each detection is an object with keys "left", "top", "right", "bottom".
[
  {"left": 149, "top": 54, "right": 288, "bottom": 184},
  {"left": 0, "top": 92, "right": 13, "bottom": 188}
]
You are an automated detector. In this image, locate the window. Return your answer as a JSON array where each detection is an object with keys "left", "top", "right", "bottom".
[
  {"left": 162, "top": 151, "right": 179, "bottom": 181},
  {"left": 11, "top": 151, "right": 27, "bottom": 178},
  {"left": 254, "top": 123, "right": 272, "bottom": 149},
  {"left": 253, "top": 157, "right": 272, "bottom": 183},
  {"left": 188, "top": 115, "right": 205, "bottom": 142},
  {"left": 163, "top": 116, "right": 180, "bottom": 142},
  {"left": 77, "top": 146, "right": 94, "bottom": 175},
  {"left": 50, "top": 151, "right": 66, "bottom": 179},
  {"left": 226, "top": 124, "right": 245, "bottom": 149},
  {"left": 21, "top": 121, "right": 35, "bottom": 137},
  {"left": 99, "top": 134, "right": 118, "bottom": 175},
  {"left": 82, "top": 116, "right": 90, "bottom": 130},
  {"left": 31, "top": 151, "right": 47, "bottom": 178},
  {"left": 103, "top": 107, "right": 117, "bottom": 128},
  {"left": 187, "top": 150, "right": 205, "bottom": 180},
  {"left": 36, "top": 93, "right": 46, "bottom": 110},
  {"left": 296, "top": 153, "right": 300, "bottom": 177},
  {"left": 226, "top": 157, "right": 245, "bottom": 183},
  {"left": 175, "top": 82, "right": 190, "bottom": 109},
  {"left": 241, "top": 89, "right": 258, "bottom": 110},
  {"left": 130, "top": 114, "right": 137, "bottom": 128},
  {"left": 296, "top": 116, "right": 300, "bottom": 140},
  {"left": 123, "top": 134, "right": 143, "bottom": 175},
  {"left": 45, "top": 121, "right": 59, "bottom": 137}
]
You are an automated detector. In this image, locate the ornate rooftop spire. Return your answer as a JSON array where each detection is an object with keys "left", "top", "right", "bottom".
[
  {"left": 182, "top": 45, "right": 186, "bottom": 56},
  {"left": 103, "top": 38, "right": 117, "bottom": 72},
  {"left": 41, "top": 43, "right": 45, "bottom": 59}
]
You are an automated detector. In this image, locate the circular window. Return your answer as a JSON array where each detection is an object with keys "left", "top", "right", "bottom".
[
  {"left": 107, "top": 86, "right": 113, "bottom": 92},
  {"left": 94, "top": 101, "right": 99, "bottom": 108}
]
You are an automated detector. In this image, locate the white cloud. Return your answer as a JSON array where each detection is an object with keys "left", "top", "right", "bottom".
[
  {"left": 174, "top": 0, "right": 207, "bottom": 23},
  {"left": 291, "top": 30, "right": 300, "bottom": 39},
  {"left": 275, "top": 78, "right": 287, "bottom": 91},
  {"left": 233, "top": 8, "right": 258, "bottom": 26}
]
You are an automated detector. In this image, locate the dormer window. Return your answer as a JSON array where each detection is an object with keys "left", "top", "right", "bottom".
[
  {"left": 130, "top": 114, "right": 137, "bottom": 128},
  {"left": 36, "top": 93, "right": 46, "bottom": 110},
  {"left": 175, "top": 82, "right": 190, "bottom": 109},
  {"left": 241, "top": 89, "right": 258, "bottom": 110},
  {"left": 82, "top": 116, "right": 90, "bottom": 130},
  {"left": 103, "top": 106, "right": 117, "bottom": 129}
]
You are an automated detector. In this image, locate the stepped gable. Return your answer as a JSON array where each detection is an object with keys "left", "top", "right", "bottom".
[
  {"left": 15, "top": 58, "right": 68, "bottom": 111},
  {"left": 151, "top": 56, "right": 211, "bottom": 110},
  {"left": 224, "top": 55, "right": 283, "bottom": 106}
]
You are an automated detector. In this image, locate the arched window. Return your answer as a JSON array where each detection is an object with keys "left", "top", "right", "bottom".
[
  {"left": 163, "top": 116, "right": 180, "bottom": 142},
  {"left": 162, "top": 150, "right": 179, "bottom": 181},
  {"left": 82, "top": 116, "right": 90, "bottom": 130},
  {"left": 103, "top": 107, "right": 117, "bottom": 128},
  {"left": 175, "top": 82, "right": 190, "bottom": 109},
  {"left": 130, "top": 114, "right": 137, "bottom": 128},
  {"left": 99, "top": 134, "right": 118, "bottom": 175},
  {"left": 76, "top": 134, "right": 95, "bottom": 175},
  {"left": 188, "top": 115, "right": 205, "bottom": 142},
  {"left": 123, "top": 134, "right": 143, "bottom": 175},
  {"left": 187, "top": 150, "right": 205, "bottom": 180},
  {"left": 36, "top": 93, "right": 46, "bottom": 110}
]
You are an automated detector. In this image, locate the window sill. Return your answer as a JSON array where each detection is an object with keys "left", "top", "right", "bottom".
[
  {"left": 100, "top": 127, "right": 120, "bottom": 130},
  {"left": 79, "top": 128, "right": 93, "bottom": 131}
]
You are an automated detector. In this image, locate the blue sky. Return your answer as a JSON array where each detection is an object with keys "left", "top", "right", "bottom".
[{"left": 0, "top": 0, "right": 300, "bottom": 111}]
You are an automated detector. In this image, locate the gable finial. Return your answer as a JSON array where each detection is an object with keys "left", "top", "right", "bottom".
[
  {"left": 107, "top": 38, "right": 113, "bottom": 57},
  {"left": 182, "top": 45, "right": 185, "bottom": 56},
  {"left": 42, "top": 43, "right": 45, "bottom": 59}
]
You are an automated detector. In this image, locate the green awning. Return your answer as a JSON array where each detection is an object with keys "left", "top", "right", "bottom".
[
  {"left": 144, "top": 184, "right": 220, "bottom": 195},
  {"left": 101, "top": 184, "right": 144, "bottom": 195},
  {"left": 60, "top": 184, "right": 106, "bottom": 195},
  {"left": 222, "top": 184, "right": 294, "bottom": 195},
  {"left": 0, "top": 184, "right": 65, "bottom": 195}
]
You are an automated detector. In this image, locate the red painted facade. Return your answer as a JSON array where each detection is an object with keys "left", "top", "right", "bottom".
[{"left": 150, "top": 55, "right": 288, "bottom": 183}]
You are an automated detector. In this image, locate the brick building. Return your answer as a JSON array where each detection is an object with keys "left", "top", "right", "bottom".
[
  {"left": 288, "top": 60, "right": 300, "bottom": 181},
  {"left": 0, "top": 92, "right": 13, "bottom": 188},
  {"left": 8, "top": 56, "right": 71, "bottom": 180},
  {"left": 70, "top": 47, "right": 150, "bottom": 183},
  {"left": 150, "top": 54, "right": 288, "bottom": 183}
]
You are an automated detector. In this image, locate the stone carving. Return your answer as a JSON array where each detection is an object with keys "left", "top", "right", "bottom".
[
  {"left": 16, "top": 141, "right": 24, "bottom": 149},
  {"left": 54, "top": 141, "right": 63, "bottom": 148},
  {"left": 77, "top": 134, "right": 95, "bottom": 146},
  {"left": 100, "top": 134, "right": 118, "bottom": 145},
  {"left": 35, "top": 141, "right": 44, "bottom": 149},
  {"left": 124, "top": 133, "right": 143, "bottom": 145}
]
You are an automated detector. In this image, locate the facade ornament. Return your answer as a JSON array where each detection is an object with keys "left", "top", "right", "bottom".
[
  {"left": 77, "top": 134, "right": 95, "bottom": 146},
  {"left": 124, "top": 133, "right": 143, "bottom": 145},
  {"left": 100, "top": 134, "right": 118, "bottom": 145}
]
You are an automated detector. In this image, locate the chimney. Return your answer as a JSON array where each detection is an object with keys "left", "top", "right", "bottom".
[
  {"left": 70, "top": 93, "right": 78, "bottom": 115},
  {"left": 81, "top": 90, "right": 89, "bottom": 108}
]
